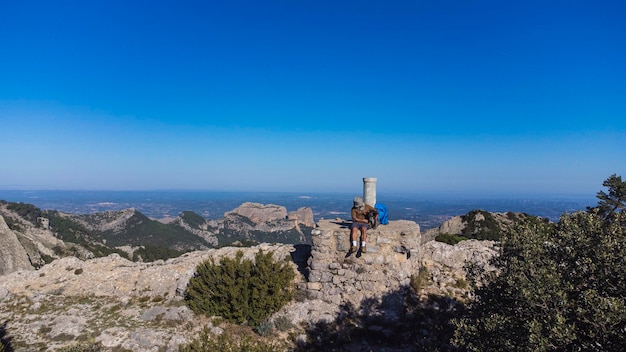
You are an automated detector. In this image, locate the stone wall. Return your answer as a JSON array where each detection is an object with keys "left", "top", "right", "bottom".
[{"left": 304, "top": 219, "right": 422, "bottom": 307}]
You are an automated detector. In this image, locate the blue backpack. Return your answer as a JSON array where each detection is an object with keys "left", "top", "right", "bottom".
[{"left": 374, "top": 203, "right": 389, "bottom": 225}]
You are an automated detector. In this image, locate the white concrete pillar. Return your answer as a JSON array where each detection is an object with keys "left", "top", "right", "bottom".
[{"left": 363, "top": 177, "right": 377, "bottom": 206}]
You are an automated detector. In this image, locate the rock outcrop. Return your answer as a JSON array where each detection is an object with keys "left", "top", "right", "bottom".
[
  {"left": 423, "top": 209, "right": 548, "bottom": 243},
  {"left": 224, "top": 202, "right": 288, "bottom": 224},
  {"left": 216, "top": 203, "right": 314, "bottom": 245},
  {"left": 0, "top": 215, "right": 33, "bottom": 275},
  {"left": 73, "top": 208, "right": 138, "bottom": 233},
  {"left": 287, "top": 207, "right": 315, "bottom": 227}
]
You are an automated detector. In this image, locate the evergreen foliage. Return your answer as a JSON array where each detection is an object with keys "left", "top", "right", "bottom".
[
  {"left": 453, "top": 174, "right": 626, "bottom": 351},
  {"left": 179, "top": 211, "right": 206, "bottom": 229},
  {"left": 461, "top": 210, "right": 502, "bottom": 241},
  {"left": 435, "top": 232, "right": 466, "bottom": 245},
  {"left": 185, "top": 249, "right": 295, "bottom": 326},
  {"left": 589, "top": 173, "right": 626, "bottom": 223},
  {"left": 132, "top": 245, "right": 184, "bottom": 261},
  {"left": 98, "top": 211, "right": 207, "bottom": 248},
  {"left": 45, "top": 210, "right": 91, "bottom": 243},
  {"left": 43, "top": 211, "right": 130, "bottom": 259},
  {"left": 57, "top": 341, "right": 102, "bottom": 352},
  {"left": 6, "top": 201, "right": 43, "bottom": 224}
]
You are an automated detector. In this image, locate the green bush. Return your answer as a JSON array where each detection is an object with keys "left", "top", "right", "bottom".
[
  {"left": 410, "top": 266, "right": 430, "bottom": 293},
  {"left": 57, "top": 341, "right": 102, "bottom": 352},
  {"left": 179, "top": 211, "right": 207, "bottom": 229},
  {"left": 179, "top": 328, "right": 283, "bottom": 352},
  {"left": 435, "top": 233, "right": 466, "bottom": 245},
  {"left": 453, "top": 175, "right": 626, "bottom": 351},
  {"left": 7, "top": 202, "right": 43, "bottom": 224},
  {"left": 185, "top": 249, "right": 295, "bottom": 326},
  {"left": 132, "top": 245, "right": 184, "bottom": 262},
  {"left": 254, "top": 320, "right": 274, "bottom": 337},
  {"left": 461, "top": 210, "right": 502, "bottom": 241}
]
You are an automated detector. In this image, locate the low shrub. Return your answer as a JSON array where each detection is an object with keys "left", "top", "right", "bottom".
[
  {"left": 254, "top": 320, "right": 274, "bottom": 337},
  {"left": 185, "top": 249, "right": 295, "bottom": 326},
  {"left": 435, "top": 233, "right": 466, "bottom": 245},
  {"left": 273, "top": 315, "right": 293, "bottom": 331},
  {"left": 410, "top": 266, "right": 430, "bottom": 293},
  {"left": 57, "top": 342, "right": 102, "bottom": 352}
]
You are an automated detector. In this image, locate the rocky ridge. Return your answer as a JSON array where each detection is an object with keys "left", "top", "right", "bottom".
[
  {"left": 0, "top": 201, "right": 315, "bottom": 275},
  {"left": 0, "top": 217, "right": 497, "bottom": 351}
]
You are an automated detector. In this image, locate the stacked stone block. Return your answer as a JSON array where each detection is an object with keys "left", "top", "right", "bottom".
[{"left": 306, "top": 219, "right": 422, "bottom": 307}]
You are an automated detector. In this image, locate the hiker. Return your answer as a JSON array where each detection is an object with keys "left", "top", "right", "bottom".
[{"left": 350, "top": 196, "right": 378, "bottom": 253}]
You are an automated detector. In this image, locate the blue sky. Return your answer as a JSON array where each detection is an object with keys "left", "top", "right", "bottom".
[{"left": 1, "top": 0, "right": 624, "bottom": 196}]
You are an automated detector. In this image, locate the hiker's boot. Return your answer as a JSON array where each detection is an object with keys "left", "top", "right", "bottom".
[
  {"left": 350, "top": 246, "right": 357, "bottom": 253},
  {"left": 361, "top": 246, "right": 367, "bottom": 253}
]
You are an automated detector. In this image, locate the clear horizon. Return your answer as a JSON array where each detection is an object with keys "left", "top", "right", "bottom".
[
  {"left": 0, "top": 188, "right": 597, "bottom": 202},
  {"left": 0, "top": 189, "right": 598, "bottom": 228},
  {"left": 1, "top": 1, "right": 624, "bottom": 195}
]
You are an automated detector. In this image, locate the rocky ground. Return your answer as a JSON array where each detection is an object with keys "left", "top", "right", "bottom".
[{"left": 0, "top": 217, "right": 498, "bottom": 351}]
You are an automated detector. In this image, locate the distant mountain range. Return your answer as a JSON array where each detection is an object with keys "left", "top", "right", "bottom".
[
  {"left": 0, "top": 200, "right": 314, "bottom": 274},
  {"left": 0, "top": 190, "right": 595, "bottom": 230}
]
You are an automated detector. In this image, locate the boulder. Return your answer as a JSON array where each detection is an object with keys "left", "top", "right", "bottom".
[
  {"left": 287, "top": 207, "right": 315, "bottom": 227},
  {"left": 0, "top": 215, "right": 33, "bottom": 275}
]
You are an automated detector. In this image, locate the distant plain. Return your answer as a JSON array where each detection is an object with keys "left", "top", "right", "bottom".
[{"left": 0, "top": 190, "right": 595, "bottom": 230}]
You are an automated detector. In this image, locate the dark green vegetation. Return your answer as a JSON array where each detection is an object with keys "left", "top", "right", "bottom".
[
  {"left": 435, "top": 232, "right": 467, "bottom": 245},
  {"left": 97, "top": 211, "right": 207, "bottom": 249},
  {"left": 461, "top": 210, "right": 551, "bottom": 241},
  {"left": 179, "top": 210, "right": 206, "bottom": 229},
  {"left": 131, "top": 245, "right": 184, "bottom": 262},
  {"left": 591, "top": 173, "right": 626, "bottom": 222},
  {"left": 0, "top": 203, "right": 215, "bottom": 262},
  {"left": 6, "top": 201, "right": 42, "bottom": 223},
  {"left": 453, "top": 174, "right": 626, "bottom": 351},
  {"left": 460, "top": 210, "right": 502, "bottom": 240},
  {"left": 46, "top": 210, "right": 131, "bottom": 259},
  {"left": 185, "top": 250, "right": 295, "bottom": 326},
  {"left": 436, "top": 210, "right": 552, "bottom": 244},
  {"left": 56, "top": 341, "right": 103, "bottom": 351}
]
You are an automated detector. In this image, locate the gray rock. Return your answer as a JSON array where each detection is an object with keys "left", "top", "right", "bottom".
[
  {"left": 224, "top": 202, "right": 288, "bottom": 224},
  {"left": 0, "top": 215, "right": 33, "bottom": 275},
  {"left": 287, "top": 207, "right": 315, "bottom": 227}
]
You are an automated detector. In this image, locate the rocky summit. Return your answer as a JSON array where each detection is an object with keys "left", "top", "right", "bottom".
[{"left": 0, "top": 213, "right": 498, "bottom": 351}]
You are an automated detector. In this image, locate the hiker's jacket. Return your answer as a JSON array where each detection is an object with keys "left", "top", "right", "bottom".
[{"left": 351, "top": 204, "right": 376, "bottom": 223}]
